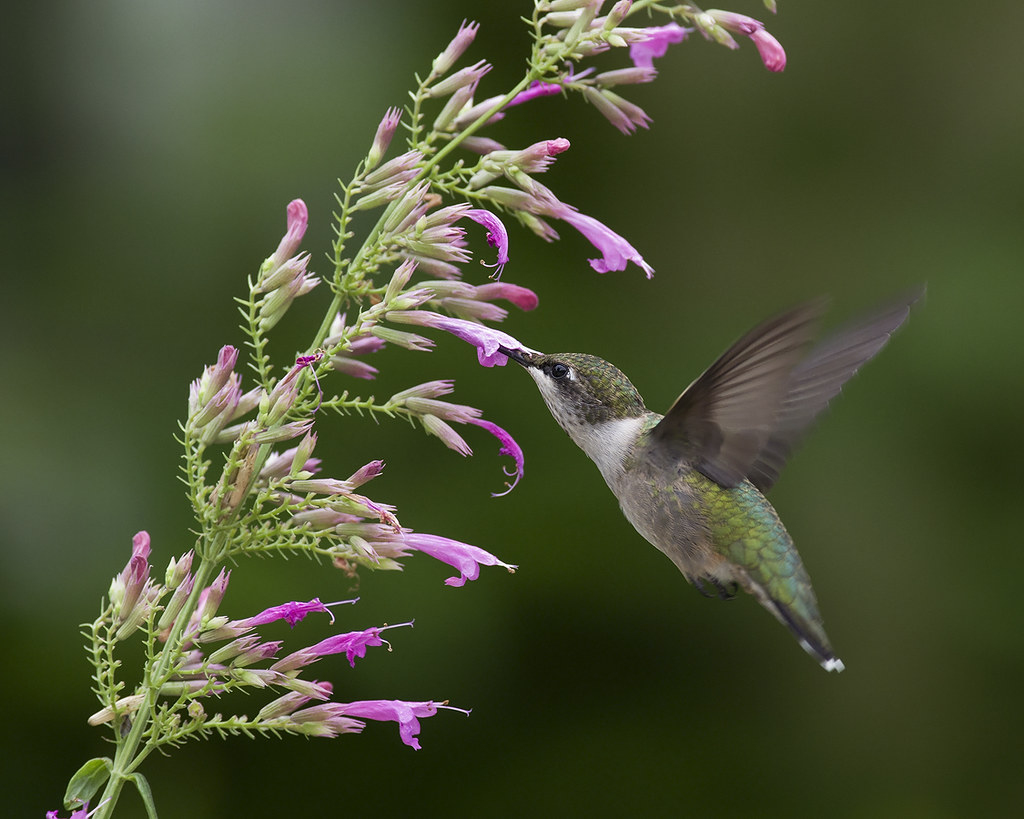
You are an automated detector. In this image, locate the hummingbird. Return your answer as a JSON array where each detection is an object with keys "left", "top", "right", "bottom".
[{"left": 500, "top": 291, "right": 920, "bottom": 672}]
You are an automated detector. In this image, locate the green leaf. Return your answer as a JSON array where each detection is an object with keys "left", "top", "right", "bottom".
[
  {"left": 63, "top": 756, "right": 112, "bottom": 808},
  {"left": 128, "top": 772, "right": 159, "bottom": 819}
]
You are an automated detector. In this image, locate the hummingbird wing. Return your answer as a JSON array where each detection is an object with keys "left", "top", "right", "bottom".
[
  {"left": 747, "top": 288, "right": 923, "bottom": 492},
  {"left": 651, "top": 300, "right": 827, "bottom": 488}
]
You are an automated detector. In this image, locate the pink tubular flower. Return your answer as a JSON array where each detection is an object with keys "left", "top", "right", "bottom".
[
  {"left": 113, "top": 531, "right": 151, "bottom": 620},
  {"left": 338, "top": 700, "right": 450, "bottom": 750},
  {"left": 558, "top": 210, "right": 655, "bottom": 277},
  {"left": 233, "top": 598, "right": 333, "bottom": 629},
  {"left": 402, "top": 532, "right": 516, "bottom": 587},
  {"left": 272, "top": 622, "right": 411, "bottom": 672},
  {"left": 386, "top": 310, "right": 540, "bottom": 367},
  {"left": 749, "top": 28, "right": 786, "bottom": 72},
  {"left": 468, "top": 418, "right": 524, "bottom": 496},
  {"left": 629, "top": 22, "right": 689, "bottom": 68},
  {"left": 706, "top": 10, "right": 786, "bottom": 72},
  {"left": 507, "top": 80, "right": 563, "bottom": 107},
  {"left": 462, "top": 209, "right": 510, "bottom": 277},
  {"left": 268, "top": 200, "right": 309, "bottom": 270},
  {"left": 511, "top": 138, "right": 571, "bottom": 173},
  {"left": 46, "top": 804, "right": 92, "bottom": 819},
  {"left": 473, "top": 282, "right": 539, "bottom": 311}
]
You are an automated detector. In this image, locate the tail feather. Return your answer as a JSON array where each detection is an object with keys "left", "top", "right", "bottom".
[{"left": 769, "top": 597, "right": 845, "bottom": 672}]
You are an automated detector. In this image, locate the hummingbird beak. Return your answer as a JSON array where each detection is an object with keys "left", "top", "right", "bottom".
[{"left": 498, "top": 345, "right": 534, "bottom": 367}]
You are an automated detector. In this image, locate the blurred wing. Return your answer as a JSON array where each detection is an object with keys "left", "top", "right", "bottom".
[
  {"left": 652, "top": 300, "right": 827, "bottom": 488},
  {"left": 748, "top": 287, "right": 924, "bottom": 492}
]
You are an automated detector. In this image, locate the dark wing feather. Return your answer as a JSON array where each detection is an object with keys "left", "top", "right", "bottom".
[
  {"left": 651, "top": 300, "right": 827, "bottom": 488},
  {"left": 747, "top": 287, "right": 923, "bottom": 491}
]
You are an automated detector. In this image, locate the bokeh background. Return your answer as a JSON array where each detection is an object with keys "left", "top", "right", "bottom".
[{"left": 4, "top": 1, "right": 1022, "bottom": 816}]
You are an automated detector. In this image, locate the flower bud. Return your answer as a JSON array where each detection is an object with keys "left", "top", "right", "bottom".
[
  {"left": 365, "top": 107, "right": 402, "bottom": 171},
  {"left": 432, "top": 20, "right": 479, "bottom": 77}
]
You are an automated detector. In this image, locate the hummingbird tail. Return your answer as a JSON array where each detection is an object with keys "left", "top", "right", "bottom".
[{"left": 768, "top": 599, "right": 845, "bottom": 673}]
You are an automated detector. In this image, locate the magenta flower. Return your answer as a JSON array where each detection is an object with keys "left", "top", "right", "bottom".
[
  {"left": 47, "top": 804, "right": 92, "bottom": 819},
  {"left": 473, "top": 281, "right": 539, "bottom": 311},
  {"left": 706, "top": 10, "right": 786, "bottom": 72},
  {"left": 233, "top": 598, "right": 333, "bottom": 629},
  {"left": 630, "top": 22, "right": 689, "bottom": 68},
  {"left": 559, "top": 210, "right": 655, "bottom": 277},
  {"left": 272, "top": 622, "right": 411, "bottom": 671},
  {"left": 346, "top": 459, "right": 385, "bottom": 488},
  {"left": 510, "top": 138, "right": 571, "bottom": 173},
  {"left": 506, "top": 80, "right": 563, "bottom": 107},
  {"left": 386, "top": 310, "right": 539, "bottom": 367},
  {"left": 462, "top": 208, "right": 510, "bottom": 277},
  {"left": 338, "top": 699, "right": 450, "bottom": 750},
  {"left": 114, "top": 531, "right": 151, "bottom": 621},
  {"left": 468, "top": 418, "right": 524, "bottom": 496},
  {"left": 402, "top": 532, "right": 516, "bottom": 587},
  {"left": 749, "top": 28, "right": 786, "bottom": 72}
]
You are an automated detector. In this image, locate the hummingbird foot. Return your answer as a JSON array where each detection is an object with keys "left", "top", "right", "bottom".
[{"left": 691, "top": 576, "right": 738, "bottom": 601}]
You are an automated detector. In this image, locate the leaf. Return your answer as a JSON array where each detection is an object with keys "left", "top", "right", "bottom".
[
  {"left": 63, "top": 756, "right": 112, "bottom": 809},
  {"left": 128, "top": 772, "right": 159, "bottom": 819}
]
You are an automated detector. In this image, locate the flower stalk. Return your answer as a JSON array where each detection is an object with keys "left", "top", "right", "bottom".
[{"left": 54, "top": 2, "right": 792, "bottom": 816}]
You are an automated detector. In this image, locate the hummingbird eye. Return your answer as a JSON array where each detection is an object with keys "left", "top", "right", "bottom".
[{"left": 549, "top": 362, "right": 570, "bottom": 380}]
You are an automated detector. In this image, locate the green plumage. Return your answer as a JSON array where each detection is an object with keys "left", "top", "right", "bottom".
[{"left": 691, "top": 472, "right": 832, "bottom": 660}]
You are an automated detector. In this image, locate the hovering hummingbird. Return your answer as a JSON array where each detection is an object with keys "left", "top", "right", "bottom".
[{"left": 500, "top": 291, "right": 920, "bottom": 672}]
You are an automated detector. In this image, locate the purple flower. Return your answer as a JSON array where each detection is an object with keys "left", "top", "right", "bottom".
[
  {"left": 114, "top": 531, "right": 151, "bottom": 620},
  {"left": 386, "top": 310, "right": 539, "bottom": 367},
  {"left": 402, "top": 532, "right": 516, "bottom": 587},
  {"left": 558, "top": 210, "right": 654, "bottom": 277},
  {"left": 468, "top": 418, "right": 525, "bottom": 496},
  {"left": 337, "top": 700, "right": 443, "bottom": 750},
  {"left": 234, "top": 598, "right": 333, "bottom": 629},
  {"left": 506, "top": 80, "right": 563, "bottom": 107},
  {"left": 749, "top": 28, "right": 786, "bottom": 72},
  {"left": 630, "top": 22, "right": 689, "bottom": 68},
  {"left": 462, "top": 208, "right": 510, "bottom": 277},
  {"left": 47, "top": 803, "right": 92, "bottom": 819},
  {"left": 473, "top": 281, "right": 539, "bottom": 311},
  {"left": 706, "top": 10, "right": 786, "bottom": 72},
  {"left": 272, "top": 622, "right": 412, "bottom": 671},
  {"left": 346, "top": 459, "right": 385, "bottom": 488}
]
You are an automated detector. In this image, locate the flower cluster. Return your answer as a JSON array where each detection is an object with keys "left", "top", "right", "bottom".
[{"left": 88, "top": 535, "right": 472, "bottom": 751}]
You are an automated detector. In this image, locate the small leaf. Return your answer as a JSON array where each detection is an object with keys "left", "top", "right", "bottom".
[
  {"left": 128, "top": 772, "right": 159, "bottom": 819},
  {"left": 63, "top": 756, "right": 112, "bottom": 808}
]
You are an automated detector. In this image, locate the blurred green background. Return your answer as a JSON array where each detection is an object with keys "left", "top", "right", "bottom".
[{"left": 3, "top": 1, "right": 1022, "bottom": 816}]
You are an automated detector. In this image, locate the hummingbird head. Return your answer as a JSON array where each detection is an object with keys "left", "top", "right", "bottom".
[{"left": 501, "top": 348, "right": 647, "bottom": 431}]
